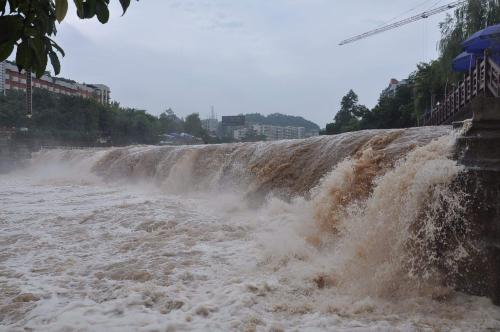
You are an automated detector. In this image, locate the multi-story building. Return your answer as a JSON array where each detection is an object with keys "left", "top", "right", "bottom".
[
  {"left": 233, "top": 128, "right": 251, "bottom": 140},
  {"left": 283, "top": 126, "right": 305, "bottom": 140},
  {"left": 0, "top": 61, "right": 111, "bottom": 104},
  {"left": 252, "top": 124, "right": 306, "bottom": 141},
  {"left": 305, "top": 129, "right": 320, "bottom": 138},
  {"left": 0, "top": 61, "right": 5, "bottom": 95},
  {"left": 381, "top": 78, "right": 408, "bottom": 98}
]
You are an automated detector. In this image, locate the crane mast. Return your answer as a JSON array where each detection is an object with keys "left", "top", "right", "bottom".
[{"left": 339, "top": 1, "right": 465, "bottom": 46}]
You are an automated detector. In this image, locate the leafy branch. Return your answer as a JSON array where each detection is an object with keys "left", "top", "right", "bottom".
[{"left": 0, "top": 0, "right": 134, "bottom": 77}]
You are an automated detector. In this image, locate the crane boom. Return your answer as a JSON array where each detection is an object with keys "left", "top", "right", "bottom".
[{"left": 339, "top": 1, "right": 465, "bottom": 46}]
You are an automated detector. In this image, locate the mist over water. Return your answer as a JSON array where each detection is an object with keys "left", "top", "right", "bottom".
[{"left": 2, "top": 126, "right": 500, "bottom": 331}]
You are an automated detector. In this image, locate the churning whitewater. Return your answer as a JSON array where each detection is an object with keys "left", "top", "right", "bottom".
[{"left": 1, "top": 127, "right": 500, "bottom": 331}]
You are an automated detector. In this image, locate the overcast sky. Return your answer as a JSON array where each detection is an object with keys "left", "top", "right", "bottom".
[{"left": 57, "top": 0, "right": 451, "bottom": 127}]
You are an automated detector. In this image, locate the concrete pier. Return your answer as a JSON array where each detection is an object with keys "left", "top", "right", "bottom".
[{"left": 452, "top": 96, "right": 500, "bottom": 304}]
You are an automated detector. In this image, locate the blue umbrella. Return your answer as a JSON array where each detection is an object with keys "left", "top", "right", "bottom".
[
  {"left": 452, "top": 52, "right": 482, "bottom": 73},
  {"left": 463, "top": 24, "right": 500, "bottom": 54}
]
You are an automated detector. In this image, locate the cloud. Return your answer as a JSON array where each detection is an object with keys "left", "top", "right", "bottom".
[{"left": 54, "top": 0, "right": 449, "bottom": 127}]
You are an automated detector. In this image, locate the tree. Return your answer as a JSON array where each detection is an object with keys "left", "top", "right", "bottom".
[
  {"left": 158, "top": 108, "right": 183, "bottom": 134},
  {"left": 325, "top": 90, "right": 368, "bottom": 135},
  {"left": 360, "top": 81, "right": 416, "bottom": 130},
  {"left": 0, "top": 0, "right": 133, "bottom": 77},
  {"left": 183, "top": 113, "right": 205, "bottom": 137}
]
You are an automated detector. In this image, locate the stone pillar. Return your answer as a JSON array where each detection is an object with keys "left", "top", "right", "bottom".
[{"left": 453, "top": 96, "right": 500, "bottom": 304}]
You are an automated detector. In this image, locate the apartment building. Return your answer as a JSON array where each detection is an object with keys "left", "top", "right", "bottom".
[
  {"left": 0, "top": 61, "right": 111, "bottom": 104},
  {"left": 252, "top": 124, "right": 305, "bottom": 141},
  {"left": 233, "top": 128, "right": 250, "bottom": 140}
]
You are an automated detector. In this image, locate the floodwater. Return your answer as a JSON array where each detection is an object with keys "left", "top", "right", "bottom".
[{"left": 1, "top": 127, "right": 500, "bottom": 331}]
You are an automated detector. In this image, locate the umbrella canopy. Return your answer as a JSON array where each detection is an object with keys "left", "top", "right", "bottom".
[
  {"left": 452, "top": 52, "right": 482, "bottom": 73},
  {"left": 463, "top": 24, "right": 500, "bottom": 54}
]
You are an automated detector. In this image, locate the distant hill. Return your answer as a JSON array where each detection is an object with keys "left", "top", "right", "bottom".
[{"left": 244, "top": 113, "right": 320, "bottom": 130}]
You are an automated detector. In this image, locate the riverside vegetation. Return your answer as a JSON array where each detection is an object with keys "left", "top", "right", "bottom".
[
  {"left": 325, "top": 0, "right": 500, "bottom": 134},
  {"left": 0, "top": 89, "right": 320, "bottom": 146}
]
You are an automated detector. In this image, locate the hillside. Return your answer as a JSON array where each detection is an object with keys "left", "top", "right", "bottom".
[{"left": 244, "top": 113, "right": 320, "bottom": 130}]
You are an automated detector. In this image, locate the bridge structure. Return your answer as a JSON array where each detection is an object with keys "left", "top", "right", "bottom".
[{"left": 421, "top": 52, "right": 500, "bottom": 126}]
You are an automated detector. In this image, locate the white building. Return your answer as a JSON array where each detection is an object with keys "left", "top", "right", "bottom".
[
  {"left": 305, "top": 129, "right": 320, "bottom": 138},
  {"left": 90, "top": 84, "right": 111, "bottom": 104},
  {"left": 233, "top": 128, "right": 250, "bottom": 140},
  {"left": 252, "top": 124, "right": 306, "bottom": 141}
]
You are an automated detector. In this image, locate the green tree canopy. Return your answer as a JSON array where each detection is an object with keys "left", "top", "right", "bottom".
[
  {"left": 325, "top": 90, "right": 369, "bottom": 135},
  {"left": 0, "top": 0, "right": 133, "bottom": 77},
  {"left": 324, "top": 0, "right": 500, "bottom": 136},
  {"left": 184, "top": 113, "right": 205, "bottom": 137}
]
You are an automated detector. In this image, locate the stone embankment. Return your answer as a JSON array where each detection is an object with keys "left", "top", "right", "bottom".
[{"left": 453, "top": 95, "right": 500, "bottom": 304}]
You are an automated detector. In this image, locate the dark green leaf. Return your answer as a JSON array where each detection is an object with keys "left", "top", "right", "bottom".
[
  {"left": 0, "top": 42, "right": 14, "bottom": 61},
  {"left": 83, "top": 0, "right": 96, "bottom": 18},
  {"left": 35, "top": 52, "right": 48, "bottom": 78},
  {"left": 0, "top": 0, "right": 7, "bottom": 15},
  {"left": 16, "top": 40, "right": 32, "bottom": 71},
  {"left": 0, "top": 15, "right": 23, "bottom": 44},
  {"left": 55, "top": 0, "right": 68, "bottom": 22},
  {"left": 30, "top": 37, "right": 45, "bottom": 65},
  {"left": 35, "top": 11, "right": 50, "bottom": 35},
  {"left": 73, "top": 0, "right": 84, "bottom": 18},
  {"left": 49, "top": 50, "right": 61, "bottom": 75},
  {"left": 119, "top": 0, "right": 130, "bottom": 15},
  {"left": 49, "top": 38, "right": 65, "bottom": 56},
  {"left": 95, "top": 0, "right": 109, "bottom": 24}
]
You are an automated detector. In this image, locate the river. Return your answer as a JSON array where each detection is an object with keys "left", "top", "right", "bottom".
[{"left": 1, "top": 127, "right": 500, "bottom": 331}]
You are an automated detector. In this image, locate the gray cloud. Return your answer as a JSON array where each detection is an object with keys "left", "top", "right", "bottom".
[{"left": 56, "top": 0, "right": 448, "bottom": 127}]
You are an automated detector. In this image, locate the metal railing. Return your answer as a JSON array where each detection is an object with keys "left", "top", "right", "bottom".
[{"left": 421, "top": 54, "right": 500, "bottom": 126}]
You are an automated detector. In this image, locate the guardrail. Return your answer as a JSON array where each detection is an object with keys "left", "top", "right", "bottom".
[{"left": 421, "top": 53, "right": 500, "bottom": 126}]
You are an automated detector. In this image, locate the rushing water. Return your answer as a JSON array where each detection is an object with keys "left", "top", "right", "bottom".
[{"left": 1, "top": 127, "right": 500, "bottom": 331}]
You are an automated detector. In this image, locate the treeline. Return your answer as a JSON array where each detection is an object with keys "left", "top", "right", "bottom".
[
  {"left": 0, "top": 89, "right": 209, "bottom": 146},
  {"left": 325, "top": 0, "right": 500, "bottom": 135},
  {"left": 244, "top": 113, "right": 320, "bottom": 130}
]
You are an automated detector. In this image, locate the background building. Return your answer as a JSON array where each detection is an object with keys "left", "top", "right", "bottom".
[
  {"left": 233, "top": 128, "right": 251, "bottom": 140},
  {"left": 381, "top": 78, "right": 408, "bottom": 98},
  {"left": 252, "top": 124, "right": 305, "bottom": 141},
  {"left": 0, "top": 61, "right": 5, "bottom": 95},
  {"left": 201, "top": 118, "right": 219, "bottom": 134},
  {"left": 201, "top": 107, "right": 219, "bottom": 135},
  {"left": 0, "top": 61, "right": 111, "bottom": 104},
  {"left": 201, "top": 112, "right": 319, "bottom": 142},
  {"left": 221, "top": 115, "right": 246, "bottom": 137}
]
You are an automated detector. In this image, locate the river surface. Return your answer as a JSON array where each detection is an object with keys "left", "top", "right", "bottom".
[{"left": 1, "top": 127, "right": 500, "bottom": 331}]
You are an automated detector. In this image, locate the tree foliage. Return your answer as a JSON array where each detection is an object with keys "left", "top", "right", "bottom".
[
  {"left": 0, "top": 0, "right": 133, "bottom": 77},
  {"left": 324, "top": 0, "right": 500, "bottom": 135},
  {"left": 324, "top": 90, "right": 369, "bottom": 134},
  {"left": 0, "top": 89, "right": 209, "bottom": 146},
  {"left": 244, "top": 113, "right": 320, "bottom": 130}
]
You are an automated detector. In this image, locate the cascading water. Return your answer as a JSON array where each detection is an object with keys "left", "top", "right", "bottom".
[{"left": 1, "top": 126, "right": 499, "bottom": 331}]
